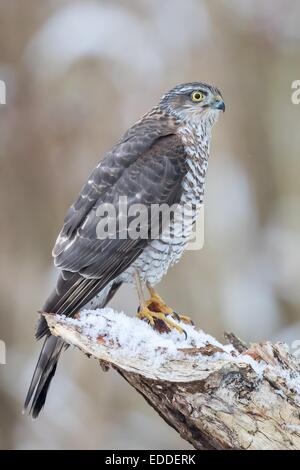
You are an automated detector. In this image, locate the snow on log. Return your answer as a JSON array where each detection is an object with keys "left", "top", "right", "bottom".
[{"left": 45, "top": 308, "right": 300, "bottom": 450}]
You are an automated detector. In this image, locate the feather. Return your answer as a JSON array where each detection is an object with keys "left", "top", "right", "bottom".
[{"left": 25, "top": 113, "right": 188, "bottom": 418}]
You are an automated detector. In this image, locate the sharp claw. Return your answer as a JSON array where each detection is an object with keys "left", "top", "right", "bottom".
[
  {"left": 138, "top": 306, "right": 186, "bottom": 336},
  {"left": 171, "top": 311, "right": 181, "bottom": 322},
  {"left": 174, "top": 312, "right": 194, "bottom": 326},
  {"left": 137, "top": 294, "right": 194, "bottom": 338}
]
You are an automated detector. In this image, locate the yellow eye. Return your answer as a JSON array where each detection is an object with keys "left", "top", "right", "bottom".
[{"left": 191, "top": 91, "right": 205, "bottom": 102}]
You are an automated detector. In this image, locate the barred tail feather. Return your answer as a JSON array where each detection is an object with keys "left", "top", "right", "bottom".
[
  {"left": 23, "top": 336, "right": 65, "bottom": 419},
  {"left": 24, "top": 278, "right": 122, "bottom": 418}
]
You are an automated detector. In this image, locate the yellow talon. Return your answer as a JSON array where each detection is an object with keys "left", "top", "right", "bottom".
[
  {"left": 173, "top": 313, "right": 194, "bottom": 326},
  {"left": 135, "top": 280, "right": 191, "bottom": 337},
  {"left": 146, "top": 285, "right": 194, "bottom": 326},
  {"left": 151, "top": 311, "right": 185, "bottom": 335},
  {"left": 137, "top": 305, "right": 186, "bottom": 336},
  {"left": 146, "top": 293, "right": 173, "bottom": 315},
  {"left": 137, "top": 305, "right": 155, "bottom": 326}
]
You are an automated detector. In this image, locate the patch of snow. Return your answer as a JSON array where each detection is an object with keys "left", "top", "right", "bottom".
[
  {"left": 55, "top": 308, "right": 300, "bottom": 387},
  {"left": 234, "top": 353, "right": 267, "bottom": 378},
  {"left": 275, "top": 389, "right": 286, "bottom": 399},
  {"left": 273, "top": 367, "right": 300, "bottom": 396},
  {"left": 284, "top": 424, "right": 300, "bottom": 433},
  {"left": 57, "top": 308, "right": 227, "bottom": 367}
]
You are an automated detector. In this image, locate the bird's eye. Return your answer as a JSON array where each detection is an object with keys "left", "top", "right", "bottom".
[{"left": 191, "top": 91, "right": 205, "bottom": 102}]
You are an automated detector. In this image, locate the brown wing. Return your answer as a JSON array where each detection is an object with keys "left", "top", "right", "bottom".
[
  {"left": 39, "top": 118, "right": 187, "bottom": 340},
  {"left": 54, "top": 114, "right": 175, "bottom": 247}
]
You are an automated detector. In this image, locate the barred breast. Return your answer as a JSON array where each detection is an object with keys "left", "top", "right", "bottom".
[{"left": 120, "top": 121, "right": 210, "bottom": 287}]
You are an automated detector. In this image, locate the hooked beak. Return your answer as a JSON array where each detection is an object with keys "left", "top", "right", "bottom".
[{"left": 212, "top": 95, "right": 225, "bottom": 112}]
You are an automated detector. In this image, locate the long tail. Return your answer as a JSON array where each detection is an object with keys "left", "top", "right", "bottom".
[
  {"left": 23, "top": 335, "right": 65, "bottom": 419},
  {"left": 24, "top": 275, "right": 122, "bottom": 418}
]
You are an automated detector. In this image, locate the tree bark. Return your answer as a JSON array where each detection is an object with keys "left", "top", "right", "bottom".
[{"left": 45, "top": 312, "right": 300, "bottom": 450}]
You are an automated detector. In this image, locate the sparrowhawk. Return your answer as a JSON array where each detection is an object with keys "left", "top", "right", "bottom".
[{"left": 24, "top": 82, "right": 225, "bottom": 418}]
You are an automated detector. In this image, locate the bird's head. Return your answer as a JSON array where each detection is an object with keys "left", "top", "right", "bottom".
[{"left": 159, "top": 82, "right": 225, "bottom": 126}]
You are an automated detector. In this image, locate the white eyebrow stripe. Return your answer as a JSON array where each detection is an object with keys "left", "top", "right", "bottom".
[
  {"left": 175, "top": 86, "right": 210, "bottom": 95},
  {"left": 175, "top": 86, "right": 195, "bottom": 94}
]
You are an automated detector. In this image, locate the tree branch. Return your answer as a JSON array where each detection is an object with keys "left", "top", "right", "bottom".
[{"left": 45, "top": 309, "right": 300, "bottom": 450}]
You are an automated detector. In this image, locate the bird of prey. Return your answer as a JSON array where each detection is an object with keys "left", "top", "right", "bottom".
[{"left": 24, "top": 82, "right": 225, "bottom": 418}]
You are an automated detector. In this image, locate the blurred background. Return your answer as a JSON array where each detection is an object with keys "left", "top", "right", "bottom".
[{"left": 0, "top": 0, "right": 300, "bottom": 450}]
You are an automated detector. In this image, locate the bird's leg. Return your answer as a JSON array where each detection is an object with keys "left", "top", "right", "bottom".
[
  {"left": 146, "top": 282, "right": 194, "bottom": 326},
  {"left": 135, "top": 271, "right": 146, "bottom": 306},
  {"left": 134, "top": 272, "right": 186, "bottom": 335}
]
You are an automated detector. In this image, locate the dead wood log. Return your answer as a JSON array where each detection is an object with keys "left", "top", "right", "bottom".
[{"left": 44, "top": 309, "right": 300, "bottom": 450}]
